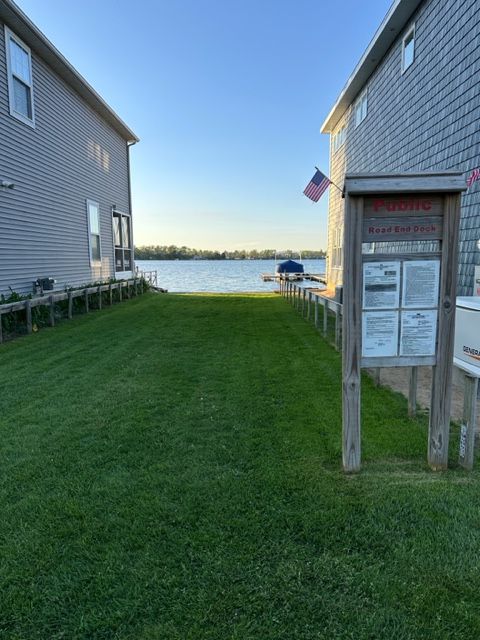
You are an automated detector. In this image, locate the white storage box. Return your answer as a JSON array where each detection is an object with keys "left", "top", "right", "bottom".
[{"left": 454, "top": 296, "right": 480, "bottom": 376}]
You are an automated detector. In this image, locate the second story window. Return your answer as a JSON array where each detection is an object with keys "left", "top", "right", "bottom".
[
  {"left": 354, "top": 90, "right": 368, "bottom": 128},
  {"left": 4, "top": 27, "right": 35, "bottom": 127},
  {"left": 402, "top": 25, "right": 415, "bottom": 73},
  {"left": 333, "top": 126, "right": 346, "bottom": 152}
]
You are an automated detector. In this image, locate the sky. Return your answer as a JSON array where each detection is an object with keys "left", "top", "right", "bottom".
[{"left": 16, "top": 0, "right": 393, "bottom": 251}]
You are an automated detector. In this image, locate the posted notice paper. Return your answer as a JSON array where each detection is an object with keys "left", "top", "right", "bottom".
[
  {"left": 400, "top": 310, "right": 438, "bottom": 356},
  {"left": 363, "top": 261, "right": 400, "bottom": 310},
  {"left": 362, "top": 311, "right": 399, "bottom": 357},
  {"left": 402, "top": 260, "right": 440, "bottom": 308}
]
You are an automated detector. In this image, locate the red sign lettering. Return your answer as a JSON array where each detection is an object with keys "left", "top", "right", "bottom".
[{"left": 373, "top": 199, "right": 432, "bottom": 212}]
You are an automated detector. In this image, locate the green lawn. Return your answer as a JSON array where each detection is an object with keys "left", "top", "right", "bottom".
[{"left": 0, "top": 293, "right": 479, "bottom": 639}]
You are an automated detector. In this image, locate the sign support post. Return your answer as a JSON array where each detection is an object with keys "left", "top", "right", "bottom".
[{"left": 342, "top": 172, "right": 466, "bottom": 472}]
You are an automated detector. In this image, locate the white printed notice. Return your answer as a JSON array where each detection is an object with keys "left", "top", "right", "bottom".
[
  {"left": 400, "top": 310, "right": 438, "bottom": 356},
  {"left": 362, "top": 311, "right": 399, "bottom": 357},
  {"left": 402, "top": 260, "right": 440, "bottom": 308},
  {"left": 363, "top": 262, "right": 400, "bottom": 309}
]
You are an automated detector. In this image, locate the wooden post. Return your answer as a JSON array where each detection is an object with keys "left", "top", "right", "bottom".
[
  {"left": 0, "top": 313, "right": 3, "bottom": 344},
  {"left": 373, "top": 368, "right": 381, "bottom": 386},
  {"left": 335, "top": 308, "right": 341, "bottom": 351},
  {"left": 109, "top": 283, "right": 113, "bottom": 305},
  {"left": 119, "top": 283, "right": 122, "bottom": 301},
  {"left": 408, "top": 367, "right": 418, "bottom": 417},
  {"left": 302, "top": 289, "right": 306, "bottom": 316},
  {"left": 428, "top": 194, "right": 460, "bottom": 470},
  {"left": 314, "top": 296, "right": 319, "bottom": 328},
  {"left": 342, "top": 195, "right": 363, "bottom": 473},
  {"left": 134, "top": 278, "right": 138, "bottom": 296},
  {"left": 98, "top": 286, "right": 102, "bottom": 310},
  {"left": 307, "top": 291, "right": 311, "bottom": 320},
  {"left": 25, "top": 299, "right": 32, "bottom": 334},
  {"left": 84, "top": 289, "right": 89, "bottom": 313},
  {"left": 323, "top": 299, "right": 328, "bottom": 337},
  {"left": 458, "top": 374, "right": 478, "bottom": 470},
  {"left": 68, "top": 291, "right": 73, "bottom": 319},
  {"left": 49, "top": 295, "right": 55, "bottom": 327}
]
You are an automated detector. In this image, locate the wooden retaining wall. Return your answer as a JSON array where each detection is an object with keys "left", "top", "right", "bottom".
[{"left": 0, "top": 278, "right": 144, "bottom": 344}]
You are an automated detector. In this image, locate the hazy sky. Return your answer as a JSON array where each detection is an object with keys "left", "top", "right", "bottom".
[{"left": 17, "top": 0, "right": 392, "bottom": 250}]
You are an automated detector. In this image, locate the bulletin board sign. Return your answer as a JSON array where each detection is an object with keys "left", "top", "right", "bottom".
[
  {"left": 341, "top": 172, "right": 467, "bottom": 473},
  {"left": 361, "top": 257, "right": 440, "bottom": 366}
]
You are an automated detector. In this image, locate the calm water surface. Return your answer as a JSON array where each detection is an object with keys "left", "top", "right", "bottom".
[{"left": 136, "top": 259, "right": 326, "bottom": 293}]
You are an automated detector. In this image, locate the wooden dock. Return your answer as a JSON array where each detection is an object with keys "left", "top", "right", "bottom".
[{"left": 260, "top": 272, "right": 327, "bottom": 284}]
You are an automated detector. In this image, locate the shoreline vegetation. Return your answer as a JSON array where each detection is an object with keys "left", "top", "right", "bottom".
[
  {"left": 0, "top": 293, "right": 477, "bottom": 638},
  {"left": 134, "top": 245, "right": 326, "bottom": 261}
]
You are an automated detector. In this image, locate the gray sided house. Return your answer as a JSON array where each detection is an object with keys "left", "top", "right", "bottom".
[
  {"left": 322, "top": 0, "right": 479, "bottom": 296},
  {"left": 0, "top": 0, "right": 138, "bottom": 296}
]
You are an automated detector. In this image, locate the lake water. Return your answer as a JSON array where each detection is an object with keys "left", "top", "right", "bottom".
[{"left": 136, "top": 259, "right": 326, "bottom": 293}]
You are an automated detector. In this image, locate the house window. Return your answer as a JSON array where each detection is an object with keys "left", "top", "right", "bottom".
[
  {"left": 402, "top": 25, "right": 415, "bottom": 73},
  {"left": 332, "top": 225, "right": 343, "bottom": 268},
  {"left": 113, "top": 210, "right": 132, "bottom": 272},
  {"left": 4, "top": 27, "right": 35, "bottom": 126},
  {"left": 86, "top": 200, "right": 101, "bottom": 263},
  {"left": 354, "top": 90, "right": 368, "bottom": 128},
  {"left": 333, "top": 126, "right": 346, "bottom": 152}
]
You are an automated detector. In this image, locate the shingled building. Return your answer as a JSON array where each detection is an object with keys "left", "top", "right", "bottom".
[{"left": 321, "top": 0, "right": 479, "bottom": 295}]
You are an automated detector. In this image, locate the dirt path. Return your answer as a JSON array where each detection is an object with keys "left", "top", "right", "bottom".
[{"left": 372, "top": 366, "right": 480, "bottom": 429}]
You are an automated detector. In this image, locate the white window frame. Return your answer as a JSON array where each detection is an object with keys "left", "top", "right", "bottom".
[
  {"left": 354, "top": 90, "right": 368, "bottom": 128},
  {"left": 332, "top": 224, "right": 344, "bottom": 269},
  {"left": 333, "top": 126, "right": 346, "bottom": 153},
  {"left": 86, "top": 200, "right": 102, "bottom": 264},
  {"left": 112, "top": 209, "right": 133, "bottom": 273},
  {"left": 4, "top": 26, "right": 35, "bottom": 127},
  {"left": 402, "top": 24, "right": 415, "bottom": 74}
]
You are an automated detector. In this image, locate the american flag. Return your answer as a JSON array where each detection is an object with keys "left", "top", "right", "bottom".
[
  {"left": 303, "top": 169, "right": 331, "bottom": 202},
  {"left": 467, "top": 168, "right": 480, "bottom": 188}
]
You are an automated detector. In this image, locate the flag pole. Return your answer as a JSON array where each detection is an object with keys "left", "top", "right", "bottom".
[{"left": 315, "top": 167, "right": 344, "bottom": 196}]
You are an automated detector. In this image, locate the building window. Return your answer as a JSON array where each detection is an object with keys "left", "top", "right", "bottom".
[
  {"left": 402, "top": 25, "right": 415, "bottom": 73},
  {"left": 4, "top": 27, "right": 35, "bottom": 127},
  {"left": 354, "top": 90, "right": 368, "bottom": 128},
  {"left": 113, "top": 210, "right": 132, "bottom": 272},
  {"left": 332, "top": 225, "right": 343, "bottom": 268},
  {"left": 333, "top": 126, "right": 346, "bottom": 152},
  {"left": 86, "top": 200, "right": 102, "bottom": 263}
]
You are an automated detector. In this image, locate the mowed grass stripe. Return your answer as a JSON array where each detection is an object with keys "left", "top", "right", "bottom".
[{"left": 0, "top": 293, "right": 478, "bottom": 639}]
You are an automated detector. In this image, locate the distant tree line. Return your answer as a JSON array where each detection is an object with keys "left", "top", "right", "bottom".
[{"left": 135, "top": 245, "right": 326, "bottom": 261}]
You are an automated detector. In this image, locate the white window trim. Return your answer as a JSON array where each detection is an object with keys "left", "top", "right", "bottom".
[
  {"left": 333, "top": 126, "right": 346, "bottom": 153},
  {"left": 112, "top": 209, "right": 133, "bottom": 273},
  {"left": 354, "top": 90, "right": 368, "bottom": 128},
  {"left": 86, "top": 199, "right": 102, "bottom": 265},
  {"left": 4, "top": 26, "right": 36, "bottom": 128},
  {"left": 401, "top": 24, "right": 415, "bottom": 74},
  {"left": 332, "top": 224, "right": 344, "bottom": 269}
]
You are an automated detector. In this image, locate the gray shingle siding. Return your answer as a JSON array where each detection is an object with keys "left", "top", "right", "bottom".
[
  {"left": 0, "top": 21, "right": 132, "bottom": 296},
  {"left": 326, "top": 0, "right": 480, "bottom": 295}
]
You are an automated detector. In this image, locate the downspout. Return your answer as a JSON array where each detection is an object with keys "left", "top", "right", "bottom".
[{"left": 127, "top": 140, "right": 136, "bottom": 273}]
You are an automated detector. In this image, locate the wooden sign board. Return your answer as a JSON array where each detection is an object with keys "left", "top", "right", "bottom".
[{"left": 341, "top": 172, "right": 467, "bottom": 473}]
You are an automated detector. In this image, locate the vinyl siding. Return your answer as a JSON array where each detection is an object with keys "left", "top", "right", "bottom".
[
  {"left": 326, "top": 0, "right": 480, "bottom": 295},
  {"left": 0, "top": 21, "right": 131, "bottom": 296}
]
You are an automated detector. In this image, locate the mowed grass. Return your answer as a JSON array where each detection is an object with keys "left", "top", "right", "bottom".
[{"left": 0, "top": 292, "right": 479, "bottom": 639}]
